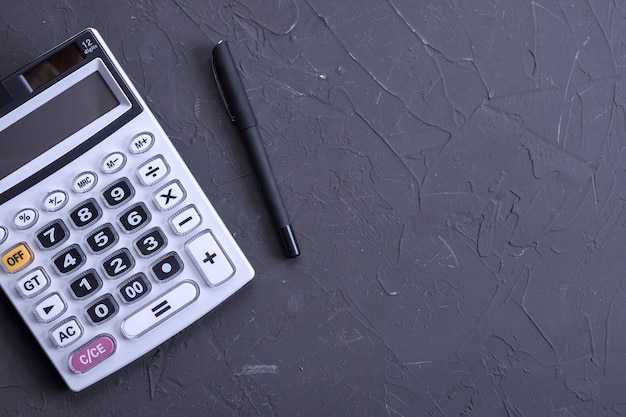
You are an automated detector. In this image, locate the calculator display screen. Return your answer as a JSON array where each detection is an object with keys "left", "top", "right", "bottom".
[{"left": 0, "top": 71, "right": 119, "bottom": 181}]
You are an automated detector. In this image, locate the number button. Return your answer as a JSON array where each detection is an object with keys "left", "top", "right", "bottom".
[
  {"left": 150, "top": 252, "right": 184, "bottom": 283},
  {"left": 85, "top": 294, "right": 118, "bottom": 325},
  {"left": 85, "top": 224, "right": 118, "bottom": 254},
  {"left": 101, "top": 178, "right": 134, "bottom": 208},
  {"left": 69, "top": 199, "right": 102, "bottom": 229},
  {"left": 52, "top": 245, "right": 86, "bottom": 275},
  {"left": 69, "top": 270, "right": 102, "bottom": 299},
  {"left": 134, "top": 227, "right": 167, "bottom": 258},
  {"left": 35, "top": 220, "right": 69, "bottom": 250},
  {"left": 118, "top": 203, "right": 151, "bottom": 233},
  {"left": 118, "top": 273, "right": 151, "bottom": 303},
  {"left": 102, "top": 249, "right": 134, "bottom": 279}
]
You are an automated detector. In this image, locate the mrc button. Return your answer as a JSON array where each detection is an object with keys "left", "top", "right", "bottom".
[{"left": 1, "top": 242, "right": 33, "bottom": 273}]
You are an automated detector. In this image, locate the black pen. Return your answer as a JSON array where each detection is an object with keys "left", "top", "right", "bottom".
[{"left": 211, "top": 40, "right": 300, "bottom": 258}]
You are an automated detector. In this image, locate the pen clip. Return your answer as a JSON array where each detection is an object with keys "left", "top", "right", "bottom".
[{"left": 211, "top": 57, "right": 236, "bottom": 123}]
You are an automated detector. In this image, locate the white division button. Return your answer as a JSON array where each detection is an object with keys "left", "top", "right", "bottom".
[
  {"left": 185, "top": 230, "right": 234, "bottom": 286},
  {"left": 101, "top": 152, "right": 127, "bottom": 174},
  {"left": 34, "top": 292, "right": 67, "bottom": 323},
  {"left": 129, "top": 132, "right": 154, "bottom": 154},
  {"left": 50, "top": 317, "right": 83, "bottom": 348},
  {"left": 121, "top": 281, "right": 199, "bottom": 339},
  {"left": 17, "top": 268, "right": 50, "bottom": 298},
  {"left": 72, "top": 171, "right": 98, "bottom": 193},
  {"left": 43, "top": 190, "right": 68, "bottom": 212},
  {"left": 153, "top": 180, "right": 186, "bottom": 211},
  {"left": 169, "top": 205, "right": 201, "bottom": 235},
  {"left": 137, "top": 155, "right": 169, "bottom": 186},
  {"left": 13, "top": 208, "right": 38, "bottom": 230}
]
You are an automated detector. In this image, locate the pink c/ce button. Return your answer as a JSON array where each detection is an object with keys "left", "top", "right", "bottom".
[{"left": 69, "top": 334, "right": 116, "bottom": 373}]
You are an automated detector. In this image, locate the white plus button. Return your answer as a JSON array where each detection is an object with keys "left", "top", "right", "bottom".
[{"left": 185, "top": 230, "right": 234, "bottom": 286}]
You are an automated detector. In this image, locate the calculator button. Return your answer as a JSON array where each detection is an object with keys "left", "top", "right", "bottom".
[
  {"left": 34, "top": 292, "right": 66, "bottom": 323},
  {"left": 69, "top": 199, "right": 102, "bottom": 229},
  {"left": 13, "top": 208, "right": 38, "bottom": 230},
  {"left": 50, "top": 317, "right": 83, "bottom": 348},
  {"left": 0, "top": 226, "right": 7, "bottom": 245},
  {"left": 101, "top": 178, "right": 134, "bottom": 208},
  {"left": 129, "top": 132, "right": 154, "bottom": 154},
  {"left": 43, "top": 190, "right": 68, "bottom": 212},
  {"left": 16, "top": 268, "right": 50, "bottom": 298},
  {"left": 150, "top": 252, "right": 184, "bottom": 283},
  {"left": 102, "top": 248, "right": 135, "bottom": 279},
  {"left": 101, "top": 152, "right": 127, "bottom": 174},
  {"left": 169, "top": 205, "right": 202, "bottom": 235},
  {"left": 1, "top": 243, "right": 33, "bottom": 273},
  {"left": 53, "top": 245, "right": 86, "bottom": 275},
  {"left": 118, "top": 202, "right": 151, "bottom": 233},
  {"left": 35, "top": 220, "right": 69, "bottom": 250},
  {"left": 137, "top": 155, "right": 169, "bottom": 186},
  {"left": 85, "top": 223, "right": 118, "bottom": 254},
  {"left": 121, "top": 281, "right": 199, "bottom": 339},
  {"left": 72, "top": 171, "right": 98, "bottom": 193},
  {"left": 68, "top": 270, "right": 102, "bottom": 300},
  {"left": 85, "top": 294, "right": 118, "bottom": 325},
  {"left": 117, "top": 273, "right": 151, "bottom": 304},
  {"left": 134, "top": 227, "right": 167, "bottom": 258},
  {"left": 153, "top": 180, "right": 186, "bottom": 211},
  {"left": 69, "top": 334, "right": 116, "bottom": 373},
  {"left": 185, "top": 231, "right": 234, "bottom": 286}
]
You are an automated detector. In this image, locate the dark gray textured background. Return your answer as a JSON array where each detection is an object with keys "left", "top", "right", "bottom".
[{"left": 1, "top": 0, "right": 624, "bottom": 415}]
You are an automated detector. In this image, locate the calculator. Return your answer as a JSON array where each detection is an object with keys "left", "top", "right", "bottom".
[{"left": 0, "top": 28, "right": 254, "bottom": 391}]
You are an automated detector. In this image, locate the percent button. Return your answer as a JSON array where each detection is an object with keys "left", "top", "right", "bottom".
[{"left": 13, "top": 208, "right": 38, "bottom": 230}]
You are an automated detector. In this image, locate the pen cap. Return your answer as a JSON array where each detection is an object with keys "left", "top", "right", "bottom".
[{"left": 211, "top": 41, "right": 257, "bottom": 131}]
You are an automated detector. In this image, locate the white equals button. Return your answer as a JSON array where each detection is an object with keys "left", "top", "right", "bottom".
[{"left": 120, "top": 281, "right": 199, "bottom": 339}]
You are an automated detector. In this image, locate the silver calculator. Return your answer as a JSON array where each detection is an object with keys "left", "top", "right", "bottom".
[{"left": 0, "top": 28, "right": 254, "bottom": 391}]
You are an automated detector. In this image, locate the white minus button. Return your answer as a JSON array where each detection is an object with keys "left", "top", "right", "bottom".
[
  {"left": 121, "top": 281, "right": 199, "bottom": 339},
  {"left": 169, "top": 205, "right": 202, "bottom": 235}
]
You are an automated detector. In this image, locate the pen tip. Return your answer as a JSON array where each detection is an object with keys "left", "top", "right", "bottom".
[{"left": 280, "top": 225, "right": 300, "bottom": 258}]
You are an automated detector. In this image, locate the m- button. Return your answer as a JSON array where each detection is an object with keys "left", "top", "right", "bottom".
[{"left": 1, "top": 243, "right": 33, "bottom": 273}]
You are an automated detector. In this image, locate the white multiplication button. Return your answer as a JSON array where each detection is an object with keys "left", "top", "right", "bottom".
[{"left": 185, "top": 230, "right": 234, "bottom": 286}]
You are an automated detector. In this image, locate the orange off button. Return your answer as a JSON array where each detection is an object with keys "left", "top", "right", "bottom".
[{"left": 2, "top": 243, "right": 33, "bottom": 273}]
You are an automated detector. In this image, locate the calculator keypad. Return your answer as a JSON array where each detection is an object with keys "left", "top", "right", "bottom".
[{"left": 0, "top": 129, "right": 254, "bottom": 391}]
